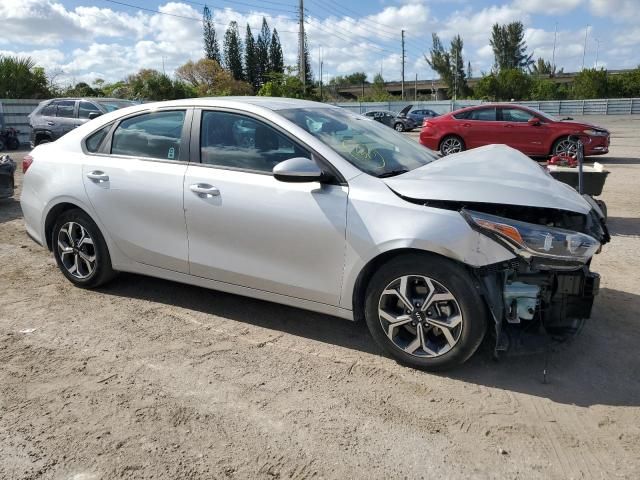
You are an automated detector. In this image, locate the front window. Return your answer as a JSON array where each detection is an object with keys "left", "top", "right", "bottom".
[
  {"left": 79, "top": 101, "right": 101, "bottom": 119},
  {"left": 280, "top": 107, "right": 438, "bottom": 177},
  {"left": 525, "top": 106, "right": 558, "bottom": 122},
  {"left": 54, "top": 100, "right": 75, "bottom": 118},
  {"left": 200, "top": 111, "right": 310, "bottom": 173}
]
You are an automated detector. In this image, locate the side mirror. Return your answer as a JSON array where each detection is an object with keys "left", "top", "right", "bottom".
[
  {"left": 528, "top": 117, "right": 541, "bottom": 126},
  {"left": 88, "top": 112, "right": 102, "bottom": 120},
  {"left": 273, "top": 157, "right": 325, "bottom": 183}
]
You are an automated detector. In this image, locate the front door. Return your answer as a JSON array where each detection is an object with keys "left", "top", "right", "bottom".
[
  {"left": 183, "top": 110, "right": 348, "bottom": 306},
  {"left": 458, "top": 107, "right": 499, "bottom": 148},
  {"left": 82, "top": 109, "right": 191, "bottom": 273},
  {"left": 498, "top": 107, "right": 548, "bottom": 155}
]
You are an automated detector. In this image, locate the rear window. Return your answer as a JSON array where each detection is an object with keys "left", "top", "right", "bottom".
[
  {"left": 96, "top": 100, "right": 138, "bottom": 112},
  {"left": 111, "top": 110, "right": 185, "bottom": 160},
  {"left": 468, "top": 108, "right": 496, "bottom": 121},
  {"left": 85, "top": 124, "right": 112, "bottom": 153}
]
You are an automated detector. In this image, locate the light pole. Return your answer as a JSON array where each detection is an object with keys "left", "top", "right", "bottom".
[
  {"left": 594, "top": 38, "right": 601, "bottom": 69},
  {"left": 581, "top": 24, "right": 590, "bottom": 71}
]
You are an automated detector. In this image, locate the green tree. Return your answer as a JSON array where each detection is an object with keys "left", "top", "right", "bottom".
[
  {"left": 223, "top": 21, "right": 244, "bottom": 81},
  {"left": 572, "top": 68, "right": 609, "bottom": 98},
  {"left": 364, "top": 73, "right": 391, "bottom": 101},
  {"left": 474, "top": 68, "right": 531, "bottom": 100},
  {"left": 258, "top": 67, "right": 312, "bottom": 99},
  {"left": 256, "top": 17, "right": 271, "bottom": 85},
  {"left": 176, "top": 58, "right": 251, "bottom": 96},
  {"left": 126, "top": 69, "right": 193, "bottom": 100},
  {"left": 203, "top": 6, "right": 221, "bottom": 64},
  {"left": 531, "top": 57, "right": 556, "bottom": 76},
  {"left": 0, "top": 55, "right": 50, "bottom": 98},
  {"left": 345, "top": 72, "right": 367, "bottom": 85},
  {"left": 244, "top": 24, "right": 259, "bottom": 92},
  {"left": 64, "top": 82, "right": 101, "bottom": 97},
  {"left": 530, "top": 78, "right": 561, "bottom": 100},
  {"left": 425, "top": 33, "right": 467, "bottom": 98},
  {"left": 269, "top": 28, "right": 285, "bottom": 75},
  {"left": 490, "top": 22, "right": 534, "bottom": 72},
  {"left": 303, "top": 32, "right": 313, "bottom": 87},
  {"left": 618, "top": 67, "right": 640, "bottom": 97}
]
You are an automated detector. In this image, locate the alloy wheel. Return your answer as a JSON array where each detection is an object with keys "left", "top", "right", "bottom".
[
  {"left": 441, "top": 137, "right": 462, "bottom": 155},
  {"left": 554, "top": 138, "right": 578, "bottom": 158},
  {"left": 57, "top": 222, "right": 96, "bottom": 279},
  {"left": 395, "top": 123, "right": 405, "bottom": 132},
  {"left": 378, "top": 275, "right": 463, "bottom": 358}
]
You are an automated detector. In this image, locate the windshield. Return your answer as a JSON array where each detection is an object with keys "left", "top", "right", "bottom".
[
  {"left": 96, "top": 100, "right": 138, "bottom": 112},
  {"left": 526, "top": 106, "right": 559, "bottom": 122},
  {"left": 279, "top": 107, "right": 438, "bottom": 177}
]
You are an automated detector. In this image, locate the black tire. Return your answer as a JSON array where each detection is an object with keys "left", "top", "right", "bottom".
[
  {"left": 551, "top": 137, "right": 578, "bottom": 158},
  {"left": 439, "top": 135, "right": 465, "bottom": 156},
  {"left": 52, "top": 209, "right": 116, "bottom": 288},
  {"left": 6, "top": 137, "right": 19, "bottom": 150},
  {"left": 394, "top": 122, "right": 405, "bottom": 132},
  {"left": 0, "top": 139, "right": 5, "bottom": 151},
  {"left": 595, "top": 199, "right": 608, "bottom": 221},
  {"left": 35, "top": 135, "right": 51, "bottom": 146},
  {"left": 364, "top": 254, "right": 487, "bottom": 371}
]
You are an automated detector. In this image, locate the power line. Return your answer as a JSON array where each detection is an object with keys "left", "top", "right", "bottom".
[
  {"left": 101, "top": 0, "right": 300, "bottom": 33},
  {"left": 180, "top": 0, "right": 298, "bottom": 16},
  {"left": 305, "top": 17, "right": 396, "bottom": 55}
]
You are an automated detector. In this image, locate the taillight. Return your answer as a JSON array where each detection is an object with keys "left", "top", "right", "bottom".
[
  {"left": 422, "top": 119, "right": 433, "bottom": 128},
  {"left": 23, "top": 155, "right": 33, "bottom": 174}
]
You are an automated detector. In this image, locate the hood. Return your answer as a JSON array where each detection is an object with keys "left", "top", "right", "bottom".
[
  {"left": 397, "top": 105, "right": 413, "bottom": 117},
  {"left": 557, "top": 119, "right": 608, "bottom": 132},
  {"left": 383, "top": 144, "right": 592, "bottom": 214}
]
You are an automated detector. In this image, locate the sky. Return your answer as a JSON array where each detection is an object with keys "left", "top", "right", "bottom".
[{"left": 0, "top": 0, "right": 638, "bottom": 87}]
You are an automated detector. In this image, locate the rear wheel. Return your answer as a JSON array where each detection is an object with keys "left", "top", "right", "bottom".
[
  {"left": 52, "top": 209, "right": 115, "bottom": 288},
  {"left": 364, "top": 254, "right": 487, "bottom": 370},
  {"left": 439, "top": 135, "right": 465, "bottom": 156},
  {"left": 394, "top": 122, "right": 405, "bottom": 132}
]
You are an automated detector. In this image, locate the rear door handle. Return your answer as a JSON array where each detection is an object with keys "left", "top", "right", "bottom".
[
  {"left": 86, "top": 171, "right": 109, "bottom": 182},
  {"left": 504, "top": 124, "right": 514, "bottom": 128},
  {"left": 46, "top": 121, "right": 55, "bottom": 126},
  {"left": 463, "top": 123, "right": 471, "bottom": 127},
  {"left": 190, "top": 183, "right": 220, "bottom": 197}
]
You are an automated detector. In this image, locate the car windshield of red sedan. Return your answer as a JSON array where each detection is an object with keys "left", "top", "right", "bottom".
[
  {"left": 280, "top": 108, "right": 438, "bottom": 177},
  {"left": 526, "top": 106, "right": 559, "bottom": 122}
]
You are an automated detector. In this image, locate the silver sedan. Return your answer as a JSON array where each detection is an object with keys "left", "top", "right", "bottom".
[{"left": 20, "top": 97, "right": 608, "bottom": 370}]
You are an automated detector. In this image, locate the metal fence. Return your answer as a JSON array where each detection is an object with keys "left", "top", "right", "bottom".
[
  {"left": 333, "top": 98, "right": 640, "bottom": 116},
  {"left": 0, "top": 99, "right": 41, "bottom": 146},
  {"left": 1, "top": 97, "right": 640, "bottom": 149}
]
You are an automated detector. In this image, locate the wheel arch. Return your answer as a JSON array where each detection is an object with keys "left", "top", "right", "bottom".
[
  {"left": 549, "top": 134, "right": 575, "bottom": 155},
  {"left": 351, "top": 248, "right": 467, "bottom": 323},
  {"left": 438, "top": 134, "right": 465, "bottom": 151}
]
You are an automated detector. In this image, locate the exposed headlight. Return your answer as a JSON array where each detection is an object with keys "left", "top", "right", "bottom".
[
  {"left": 582, "top": 129, "right": 608, "bottom": 137},
  {"left": 464, "top": 210, "right": 600, "bottom": 266}
]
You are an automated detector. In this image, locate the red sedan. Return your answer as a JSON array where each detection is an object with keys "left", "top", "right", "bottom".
[{"left": 419, "top": 104, "right": 610, "bottom": 157}]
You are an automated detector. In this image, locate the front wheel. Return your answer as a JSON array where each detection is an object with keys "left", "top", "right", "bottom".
[
  {"left": 394, "top": 122, "right": 405, "bottom": 132},
  {"left": 364, "top": 254, "right": 487, "bottom": 370},
  {"left": 440, "top": 135, "right": 465, "bottom": 156},
  {"left": 52, "top": 209, "right": 116, "bottom": 288},
  {"left": 552, "top": 137, "right": 578, "bottom": 158}
]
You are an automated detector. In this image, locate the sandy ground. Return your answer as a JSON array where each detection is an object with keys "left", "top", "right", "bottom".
[{"left": 1, "top": 116, "right": 639, "bottom": 479}]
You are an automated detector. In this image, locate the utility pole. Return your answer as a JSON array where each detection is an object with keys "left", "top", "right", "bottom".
[
  {"left": 162, "top": 56, "right": 166, "bottom": 75},
  {"left": 319, "top": 48, "right": 323, "bottom": 101},
  {"left": 551, "top": 22, "right": 558, "bottom": 75},
  {"left": 453, "top": 48, "right": 458, "bottom": 102},
  {"left": 414, "top": 73, "right": 417, "bottom": 101},
  {"left": 581, "top": 24, "right": 590, "bottom": 71},
  {"left": 594, "top": 38, "right": 600, "bottom": 68},
  {"left": 298, "top": 0, "right": 305, "bottom": 89},
  {"left": 401, "top": 30, "right": 405, "bottom": 101}
]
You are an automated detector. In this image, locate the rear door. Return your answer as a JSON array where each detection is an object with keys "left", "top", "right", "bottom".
[
  {"left": 52, "top": 100, "right": 78, "bottom": 136},
  {"left": 498, "top": 107, "right": 548, "bottom": 155},
  {"left": 458, "top": 107, "right": 499, "bottom": 148},
  {"left": 82, "top": 108, "right": 192, "bottom": 273}
]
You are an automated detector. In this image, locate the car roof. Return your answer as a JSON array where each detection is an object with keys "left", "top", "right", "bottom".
[
  {"left": 453, "top": 103, "right": 531, "bottom": 113},
  {"left": 45, "top": 97, "right": 135, "bottom": 102}
]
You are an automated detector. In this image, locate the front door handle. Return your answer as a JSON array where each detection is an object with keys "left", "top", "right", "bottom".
[
  {"left": 46, "top": 121, "right": 55, "bottom": 126},
  {"left": 462, "top": 123, "right": 471, "bottom": 127},
  {"left": 190, "top": 183, "right": 220, "bottom": 197},
  {"left": 86, "top": 171, "right": 109, "bottom": 182}
]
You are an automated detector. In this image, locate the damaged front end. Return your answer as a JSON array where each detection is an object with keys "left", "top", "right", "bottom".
[{"left": 431, "top": 199, "right": 608, "bottom": 356}]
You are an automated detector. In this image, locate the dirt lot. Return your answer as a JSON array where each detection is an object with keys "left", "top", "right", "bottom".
[{"left": 1, "top": 116, "right": 639, "bottom": 479}]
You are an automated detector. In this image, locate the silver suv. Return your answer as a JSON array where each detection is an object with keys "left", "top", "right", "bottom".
[{"left": 28, "top": 98, "right": 137, "bottom": 147}]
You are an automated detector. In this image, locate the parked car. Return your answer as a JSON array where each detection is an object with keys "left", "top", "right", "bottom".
[
  {"left": 20, "top": 98, "right": 608, "bottom": 370},
  {"left": 29, "top": 98, "right": 138, "bottom": 147},
  {"left": 364, "top": 108, "right": 417, "bottom": 132},
  {"left": 420, "top": 103, "right": 610, "bottom": 157},
  {"left": 405, "top": 108, "right": 439, "bottom": 125},
  {"left": 0, "top": 155, "right": 16, "bottom": 199},
  {"left": 0, "top": 127, "right": 21, "bottom": 151}
]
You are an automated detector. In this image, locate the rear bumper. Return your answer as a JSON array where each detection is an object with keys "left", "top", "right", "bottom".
[
  {"left": 419, "top": 131, "right": 440, "bottom": 150},
  {"left": 0, "top": 164, "right": 15, "bottom": 199}
]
